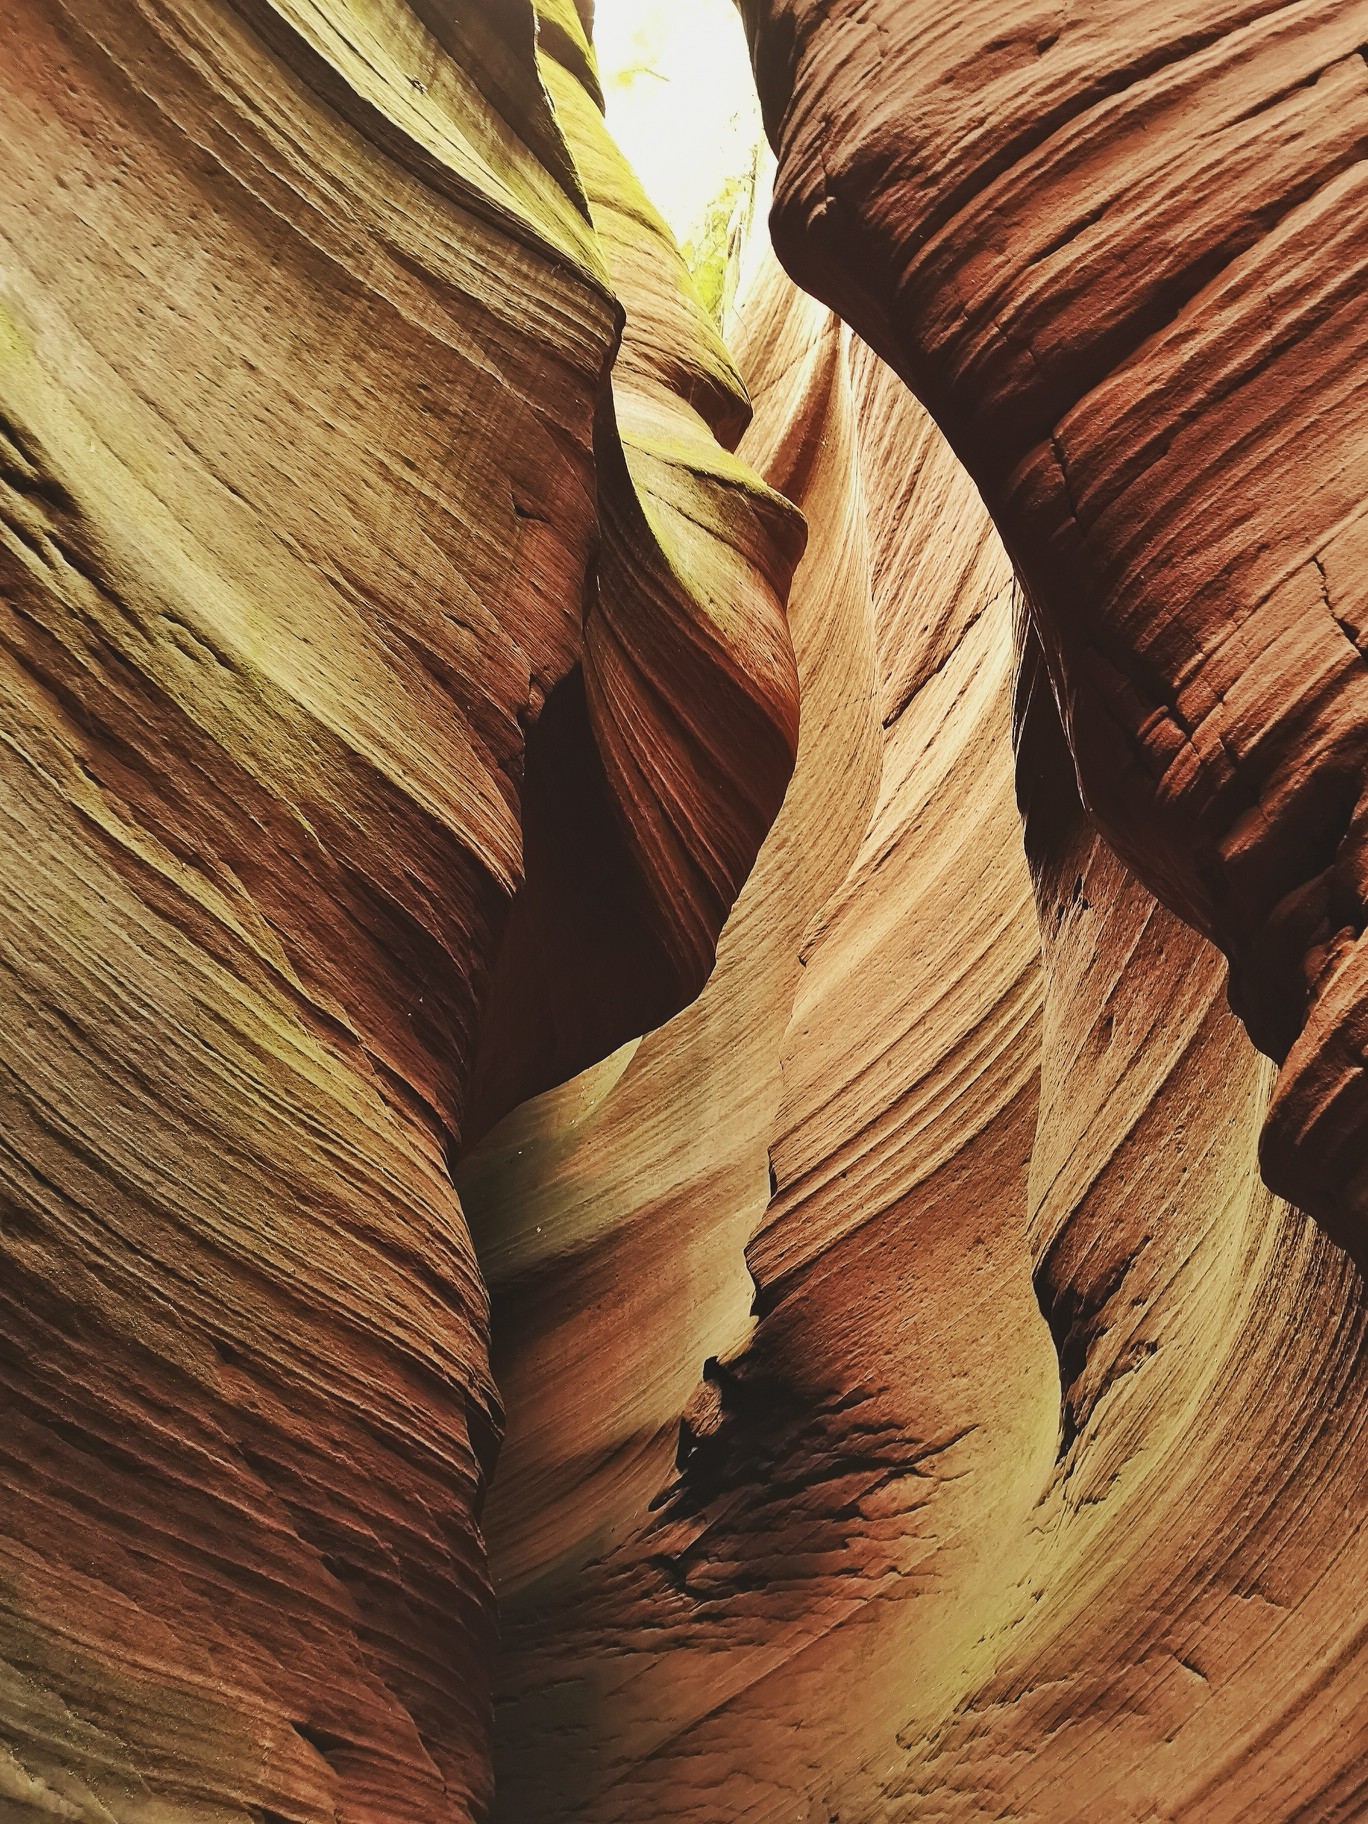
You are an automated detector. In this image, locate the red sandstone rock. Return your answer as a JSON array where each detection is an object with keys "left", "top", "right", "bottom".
[
  {"left": 739, "top": 0, "right": 1368, "bottom": 1267},
  {"left": 466, "top": 0, "right": 802, "bottom": 1136},
  {"left": 472, "top": 251, "right": 1368, "bottom": 1823},
  {"left": 466, "top": 250, "right": 1047, "bottom": 1818},
  {"left": 0, "top": 5, "right": 796, "bottom": 1817},
  {"left": 7, "top": 3, "right": 1368, "bottom": 1819}
]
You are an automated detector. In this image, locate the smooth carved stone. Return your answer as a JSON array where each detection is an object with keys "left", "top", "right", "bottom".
[
  {"left": 737, "top": 0, "right": 1368, "bottom": 1265},
  {"left": 10, "top": 2, "right": 1368, "bottom": 1818},
  {"left": 458, "top": 254, "right": 884, "bottom": 1681},
  {"left": 465, "top": 0, "right": 803, "bottom": 1137},
  {"left": 0, "top": 4, "right": 799, "bottom": 1818},
  {"left": 470, "top": 257, "right": 1368, "bottom": 1823},
  {"left": 469, "top": 252, "right": 1051, "bottom": 1820}
]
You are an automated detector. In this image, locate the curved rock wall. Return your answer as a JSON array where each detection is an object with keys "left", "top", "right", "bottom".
[
  {"left": 468, "top": 255, "right": 1368, "bottom": 1821},
  {"left": 6, "top": 3, "right": 1368, "bottom": 1819},
  {"left": 738, "top": 0, "right": 1368, "bottom": 1264},
  {"left": 467, "top": 0, "right": 803, "bottom": 1135},
  {"left": 0, "top": 5, "right": 796, "bottom": 1817},
  {"left": 464, "top": 254, "right": 1052, "bottom": 1816}
]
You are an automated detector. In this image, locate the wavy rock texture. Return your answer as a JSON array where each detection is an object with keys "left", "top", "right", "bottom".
[
  {"left": 464, "top": 256, "right": 1049, "bottom": 1816},
  {"left": 468, "top": 256, "right": 1368, "bottom": 1821},
  {"left": 9, "top": 3, "right": 1368, "bottom": 1820},
  {"left": 738, "top": 0, "right": 1368, "bottom": 1265},
  {"left": 466, "top": 0, "right": 802, "bottom": 1135},
  {"left": 0, "top": 4, "right": 796, "bottom": 1818}
]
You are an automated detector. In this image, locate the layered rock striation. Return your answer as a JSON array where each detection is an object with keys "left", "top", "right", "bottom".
[
  {"left": 467, "top": 0, "right": 802, "bottom": 1135},
  {"left": 0, "top": 4, "right": 795, "bottom": 1817},
  {"left": 738, "top": 0, "right": 1368, "bottom": 1263},
  {"left": 5, "top": 2, "right": 1368, "bottom": 1820},
  {"left": 473, "top": 251, "right": 1368, "bottom": 1824}
]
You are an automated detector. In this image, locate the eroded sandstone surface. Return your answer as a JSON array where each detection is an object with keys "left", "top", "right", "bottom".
[
  {"left": 470, "top": 249, "right": 1368, "bottom": 1823},
  {"left": 3, "top": 2, "right": 1367, "bottom": 1821},
  {"left": 738, "top": 0, "right": 1368, "bottom": 1263},
  {"left": 0, "top": 3, "right": 794, "bottom": 1817}
]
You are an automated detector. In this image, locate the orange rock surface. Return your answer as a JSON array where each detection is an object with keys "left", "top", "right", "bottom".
[
  {"left": 0, "top": 4, "right": 795, "bottom": 1817},
  {"left": 4, "top": 2, "right": 1367, "bottom": 1820},
  {"left": 739, "top": 0, "right": 1368, "bottom": 1264},
  {"left": 472, "top": 251, "right": 1368, "bottom": 1823}
]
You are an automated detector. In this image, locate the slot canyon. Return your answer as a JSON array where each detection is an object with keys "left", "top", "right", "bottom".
[{"left": 1, "top": 1, "right": 1366, "bottom": 1819}]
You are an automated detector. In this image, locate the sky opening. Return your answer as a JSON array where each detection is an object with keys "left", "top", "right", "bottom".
[{"left": 590, "top": 0, "right": 771, "bottom": 319}]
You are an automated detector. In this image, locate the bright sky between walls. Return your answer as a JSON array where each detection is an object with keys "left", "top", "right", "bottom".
[{"left": 591, "top": 0, "right": 773, "bottom": 325}]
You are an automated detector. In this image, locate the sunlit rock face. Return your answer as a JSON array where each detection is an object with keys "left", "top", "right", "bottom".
[
  {"left": 466, "top": 0, "right": 802, "bottom": 1136},
  {"left": 467, "top": 253, "right": 1051, "bottom": 1817},
  {"left": 0, "top": 3, "right": 795, "bottom": 1818},
  {"left": 6, "top": 1, "right": 1368, "bottom": 1820},
  {"left": 737, "top": 0, "right": 1368, "bottom": 1266},
  {"left": 473, "top": 253, "right": 1368, "bottom": 1824}
]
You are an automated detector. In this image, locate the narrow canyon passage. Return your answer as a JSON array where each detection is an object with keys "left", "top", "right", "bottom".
[
  {"left": 464, "top": 248, "right": 1368, "bottom": 1824},
  {"left": 1, "top": 3, "right": 1366, "bottom": 1821}
]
